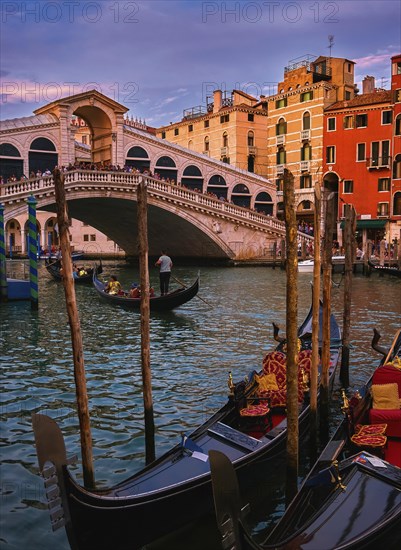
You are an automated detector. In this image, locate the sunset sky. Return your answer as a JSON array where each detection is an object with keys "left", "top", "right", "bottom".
[{"left": 1, "top": 0, "right": 400, "bottom": 126}]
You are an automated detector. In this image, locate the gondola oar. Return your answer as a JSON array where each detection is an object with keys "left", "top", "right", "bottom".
[{"left": 171, "top": 273, "right": 213, "bottom": 308}]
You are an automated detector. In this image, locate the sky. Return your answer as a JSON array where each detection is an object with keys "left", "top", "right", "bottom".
[{"left": 1, "top": 0, "right": 400, "bottom": 127}]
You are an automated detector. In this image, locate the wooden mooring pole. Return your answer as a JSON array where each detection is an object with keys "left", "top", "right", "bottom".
[
  {"left": 340, "top": 204, "right": 356, "bottom": 388},
  {"left": 137, "top": 178, "right": 156, "bottom": 465},
  {"left": 0, "top": 204, "right": 8, "bottom": 302},
  {"left": 53, "top": 169, "right": 95, "bottom": 489},
  {"left": 309, "top": 184, "right": 321, "bottom": 459},
  {"left": 320, "top": 191, "right": 335, "bottom": 440},
  {"left": 283, "top": 169, "right": 298, "bottom": 504}
]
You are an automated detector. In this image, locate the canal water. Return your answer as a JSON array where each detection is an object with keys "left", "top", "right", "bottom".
[{"left": 1, "top": 261, "right": 400, "bottom": 550}]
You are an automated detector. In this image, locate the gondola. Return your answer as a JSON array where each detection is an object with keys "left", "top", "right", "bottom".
[
  {"left": 368, "top": 259, "right": 401, "bottom": 278},
  {"left": 45, "top": 258, "right": 102, "bottom": 284},
  {"left": 32, "top": 302, "right": 341, "bottom": 549},
  {"left": 210, "top": 328, "right": 401, "bottom": 550},
  {"left": 92, "top": 269, "right": 200, "bottom": 311}
]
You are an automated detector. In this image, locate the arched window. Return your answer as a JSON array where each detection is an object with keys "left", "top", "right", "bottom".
[
  {"left": 303, "top": 112, "right": 311, "bottom": 130},
  {"left": 231, "top": 183, "right": 251, "bottom": 208},
  {"left": 276, "top": 118, "right": 287, "bottom": 135},
  {"left": 188, "top": 140, "right": 193, "bottom": 150},
  {"left": 182, "top": 165, "right": 203, "bottom": 192},
  {"left": 254, "top": 191, "right": 273, "bottom": 215},
  {"left": 155, "top": 156, "right": 177, "bottom": 182},
  {"left": 207, "top": 174, "right": 227, "bottom": 200},
  {"left": 29, "top": 137, "right": 58, "bottom": 175},
  {"left": 247, "top": 131, "right": 254, "bottom": 146},
  {"left": 204, "top": 136, "right": 209, "bottom": 152},
  {"left": 395, "top": 114, "right": 401, "bottom": 136},
  {"left": 126, "top": 146, "right": 150, "bottom": 171},
  {"left": 394, "top": 191, "right": 401, "bottom": 215},
  {"left": 222, "top": 132, "right": 228, "bottom": 147},
  {"left": 0, "top": 143, "right": 23, "bottom": 182}
]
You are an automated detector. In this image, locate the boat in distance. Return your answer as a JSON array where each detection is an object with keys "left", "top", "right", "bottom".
[
  {"left": 210, "top": 328, "right": 401, "bottom": 550},
  {"left": 32, "top": 302, "right": 341, "bottom": 549},
  {"left": 45, "top": 258, "right": 103, "bottom": 284},
  {"left": 92, "top": 269, "right": 200, "bottom": 311},
  {"left": 368, "top": 259, "right": 401, "bottom": 278}
]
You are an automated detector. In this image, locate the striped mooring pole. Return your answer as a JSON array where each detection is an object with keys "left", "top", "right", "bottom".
[
  {"left": 0, "top": 204, "right": 8, "bottom": 302},
  {"left": 27, "top": 195, "right": 38, "bottom": 309}
]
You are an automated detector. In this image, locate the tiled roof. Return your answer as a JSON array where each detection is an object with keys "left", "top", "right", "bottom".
[{"left": 326, "top": 90, "right": 392, "bottom": 111}]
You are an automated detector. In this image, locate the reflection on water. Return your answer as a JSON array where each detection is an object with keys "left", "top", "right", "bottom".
[{"left": 1, "top": 262, "right": 400, "bottom": 549}]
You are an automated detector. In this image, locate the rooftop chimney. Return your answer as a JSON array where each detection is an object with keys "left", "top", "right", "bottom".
[
  {"left": 213, "top": 90, "right": 222, "bottom": 113},
  {"left": 362, "top": 75, "right": 375, "bottom": 94}
]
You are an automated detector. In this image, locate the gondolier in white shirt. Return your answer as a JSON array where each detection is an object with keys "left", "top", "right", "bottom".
[{"left": 155, "top": 250, "right": 173, "bottom": 296}]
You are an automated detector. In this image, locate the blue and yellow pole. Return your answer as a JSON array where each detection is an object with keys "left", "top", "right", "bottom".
[
  {"left": 27, "top": 195, "right": 38, "bottom": 309},
  {"left": 0, "top": 204, "right": 8, "bottom": 302}
]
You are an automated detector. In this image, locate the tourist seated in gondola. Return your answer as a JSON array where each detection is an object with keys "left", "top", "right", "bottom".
[
  {"left": 129, "top": 283, "right": 140, "bottom": 298},
  {"left": 78, "top": 266, "right": 88, "bottom": 277},
  {"left": 105, "top": 275, "right": 122, "bottom": 295}
]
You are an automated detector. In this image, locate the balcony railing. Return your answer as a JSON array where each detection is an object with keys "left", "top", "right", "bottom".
[
  {"left": 276, "top": 135, "right": 285, "bottom": 146},
  {"left": 248, "top": 146, "right": 257, "bottom": 156},
  {"left": 301, "top": 129, "right": 310, "bottom": 141},
  {"left": 276, "top": 164, "right": 285, "bottom": 175},
  {"left": 300, "top": 160, "right": 310, "bottom": 172},
  {"left": 221, "top": 147, "right": 229, "bottom": 157},
  {"left": 367, "top": 156, "right": 391, "bottom": 169}
]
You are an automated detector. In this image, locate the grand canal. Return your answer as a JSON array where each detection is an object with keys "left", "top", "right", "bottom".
[{"left": 1, "top": 261, "right": 400, "bottom": 549}]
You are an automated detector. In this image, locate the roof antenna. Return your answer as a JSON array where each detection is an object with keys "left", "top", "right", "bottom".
[{"left": 328, "top": 35, "right": 334, "bottom": 60}]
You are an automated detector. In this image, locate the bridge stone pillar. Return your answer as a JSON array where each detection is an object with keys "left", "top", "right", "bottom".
[
  {"left": 21, "top": 228, "right": 26, "bottom": 255},
  {"left": 58, "top": 106, "right": 75, "bottom": 168},
  {"left": 115, "top": 114, "right": 125, "bottom": 167}
]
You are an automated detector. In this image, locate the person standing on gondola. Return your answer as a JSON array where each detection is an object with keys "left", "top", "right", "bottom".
[{"left": 155, "top": 250, "right": 173, "bottom": 296}]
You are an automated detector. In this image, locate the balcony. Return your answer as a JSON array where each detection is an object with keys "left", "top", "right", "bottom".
[
  {"left": 300, "top": 160, "right": 310, "bottom": 172},
  {"left": 301, "top": 129, "right": 310, "bottom": 141},
  {"left": 367, "top": 156, "right": 391, "bottom": 169},
  {"left": 248, "top": 146, "right": 257, "bottom": 156},
  {"left": 276, "top": 135, "right": 285, "bottom": 146},
  {"left": 220, "top": 146, "right": 229, "bottom": 157},
  {"left": 276, "top": 164, "right": 285, "bottom": 175}
]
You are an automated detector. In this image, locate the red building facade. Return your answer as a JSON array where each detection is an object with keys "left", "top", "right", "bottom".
[
  {"left": 391, "top": 54, "right": 401, "bottom": 236},
  {"left": 323, "top": 87, "right": 394, "bottom": 247}
]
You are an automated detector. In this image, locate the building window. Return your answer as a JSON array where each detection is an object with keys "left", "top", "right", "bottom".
[
  {"left": 327, "top": 117, "right": 336, "bottom": 131},
  {"left": 300, "top": 175, "right": 312, "bottom": 188},
  {"left": 222, "top": 132, "right": 228, "bottom": 147},
  {"left": 301, "top": 143, "right": 312, "bottom": 161},
  {"left": 82, "top": 135, "right": 87, "bottom": 145},
  {"left": 84, "top": 234, "right": 89, "bottom": 242},
  {"left": 394, "top": 154, "right": 401, "bottom": 179},
  {"left": 161, "top": 131, "right": 166, "bottom": 139},
  {"left": 382, "top": 111, "right": 392, "bottom": 125},
  {"left": 343, "top": 180, "right": 353, "bottom": 193},
  {"left": 396, "top": 89, "right": 401, "bottom": 103},
  {"left": 275, "top": 97, "right": 287, "bottom": 109},
  {"left": 377, "top": 202, "right": 389, "bottom": 216},
  {"left": 277, "top": 147, "right": 286, "bottom": 165},
  {"left": 220, "top": 114, "right": 229, "bottom": 123},
  {"left": 276, "top": 118, "right": 287, "bottom": 135},
  {"left": 395, "top": 114, "right": 401, "bottom": 136},
  {"left": 371, "top": 140, "right": 390, "bottom": 167},
  {"left": 347, "top": 63, "right": 352, "bottom": 72},
  {"left": 188, "top": 124, "right": 193, "bottom": 132},
  {"left": 248, "top": 114, "right": 254, "bottom": 122},
  {"left": 204, "top": 137, "right": 209, "bottom": 152},
  {"left": 356, "top": 114, "right": 368, "bottom": 128},
  {"left": 276, "top": 178, "right": 284, "bottom": 191},
  {"left": 204, "top": 120, "right": 209, "bottom": 128},
  {"left": 344, "top": 115, "right": 354, "bottom": 129},
  {"left": 378, "top": 178, "right": 390, "bottom": 192},
  {"left": 90, "top": 234, "right": 96, "bottom": 241},
  {"left": 357, "top": 143, "right": 366, "bottom": 161},
  {"left": 326, "top": 146, "right": 335, "bottom": 164},
  {"left": 247, "top": 131, "right": 254, "bottom": 146},
  {"left": 300, "top": 91, "right": 313, "bottom": 102},
  {"left": 174, "top": 128, "right": 179, "bottom": 136},
  {"left": 345, "top": 91, "right": 352, "bottom": 100},
  {"left": 393, "top": 61, "right": 401, "bottom": 75},
  {"left": 302, "top": 112, "right": 311, "bottom": 130}
]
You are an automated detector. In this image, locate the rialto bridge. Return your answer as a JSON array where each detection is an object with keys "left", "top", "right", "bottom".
[
  {"left": 0, "top": 170, "right": 314, "bottom": 261},
  {"left": 0, "top": 90, "right": 312, "bottom": 261}
]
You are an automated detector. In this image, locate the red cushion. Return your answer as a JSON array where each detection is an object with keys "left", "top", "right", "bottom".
[
  {"left": 240, "top": 403, "right": 270, "bottom": 417},
  {"left": 372, "top": 364, "right": 401, "bottom": 396},
  {"left": 351, "top": 433, "right": 387, "bottom": 448},
  {"left": 369, "top": 409, "right": 401, "bottom": 438}
]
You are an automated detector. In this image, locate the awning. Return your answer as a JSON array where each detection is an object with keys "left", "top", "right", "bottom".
[{"left": 340, "top": 219, "right": 387, "bottom": 230}]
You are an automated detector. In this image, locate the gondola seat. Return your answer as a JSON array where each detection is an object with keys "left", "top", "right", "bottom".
[{"left": 369, "top": 363, "right": 401, "bottom": 437}]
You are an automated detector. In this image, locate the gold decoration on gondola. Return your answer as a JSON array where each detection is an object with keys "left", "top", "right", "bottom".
[
  {"left": 340, "top": 388, "right": 350, "bottom": 414},
  {"left": 332, "top": 460, "right": 347, "bottom": 491},
  {"left": 228, "top": 371, "right": 235, "bottom": 396}
]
